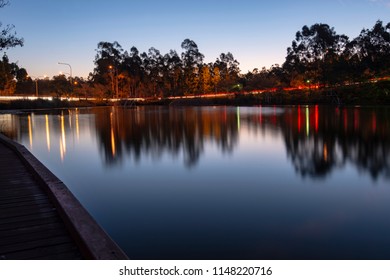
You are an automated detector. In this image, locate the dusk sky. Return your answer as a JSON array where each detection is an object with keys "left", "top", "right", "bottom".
[{"left": 1, "top": 0, "right": 390, "bottom": 78}]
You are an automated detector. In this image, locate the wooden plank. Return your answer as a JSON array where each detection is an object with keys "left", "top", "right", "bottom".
[
  {"left": 5, "top": 243, "right": 82, "bottom": 260},
  {"left": 0, "top": 205, "right": 56, "bottom": 219},
  {"left": 0, "top": 216, "right": 62, "bottom": 232},
  {"left": 0, "top": 228, "right": 73, "bottom": 247},
  {"left": 0, "top": 197, "right": 50, "bottom": 209},
  {"left": 0, "top": 211, "right": 59, "bottom": 226},
  {"left": 0, "top": 235, "right": 75, "bottom": 255},
  {"left": 1, "top": 221, "right": 67, "bottom": 237},
  {"left": 0, "top": 200, "right": 53, "bottom": 212},
  {"left": 0, "top": 216, "right": 61, "bottom": 231},
  {"left": 0, "top": 188, "right": 46, "bottom": 198},
  {"left": 0, "top": 194, "right": 47, "bottom": 204}
]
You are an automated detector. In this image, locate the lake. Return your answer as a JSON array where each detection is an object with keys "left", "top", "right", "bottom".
[{"left": 1, "top": 105, "right": 390, "bottom": 259}]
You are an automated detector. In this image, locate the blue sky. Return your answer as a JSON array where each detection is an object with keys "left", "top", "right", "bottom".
[{"left": 1, "top": 0, "right": 390, "bottom": 78}]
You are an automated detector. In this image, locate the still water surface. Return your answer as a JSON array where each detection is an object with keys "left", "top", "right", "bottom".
[{"left": 1, "top": 106, "right": 390, "bottom": 259}]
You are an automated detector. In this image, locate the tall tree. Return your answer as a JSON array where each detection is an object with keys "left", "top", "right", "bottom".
[
  {"left": 162, "top": 50, "right": 183, "bottom": 96},
  {"left": 181, "top": 39, "right": 204, "bottom": 94},
  {"left": 284, "top": 23, "right": 348, "bottom": 86},
  {"left": 214, "top": 52, "right": 240, "bottom": 91},
  {"left": 348, "top": 20, "right": 390, "bottom": 78},
  {"left": 122, "top": 46, "right": 143, "bottom": 97},
  {"left": 92, "top": 41, "right": 123, "bottom": 96},
  {"left": 0, "top": 53, "right": 15, "bottom": 95}
]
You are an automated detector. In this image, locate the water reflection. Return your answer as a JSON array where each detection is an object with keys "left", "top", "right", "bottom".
[
  {"left": 95, "top": 107, "right": 239, "bottom": 167},
  {"left": 280, "top": 106, "right": 390, "bottom": 180},
  {"left": 0, "top": 109, "right": 84, "bottom": 164},
  {"left": 1, "top": 106, "right": 389, "bottom": 180},
  {"left": 45, "top": 114, "right": 50, "bottom": 152},
  {"left": 1, "top": 106, "right": 390, "bottom": 259}
]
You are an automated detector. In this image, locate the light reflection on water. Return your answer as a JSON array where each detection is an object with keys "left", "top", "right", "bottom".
[{"left": 1, "top": 106, "right": 390, "bottom": 259}]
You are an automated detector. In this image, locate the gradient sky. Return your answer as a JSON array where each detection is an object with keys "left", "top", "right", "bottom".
[{"left": 1, "top": 0, "right": 390, "bottom": 78}]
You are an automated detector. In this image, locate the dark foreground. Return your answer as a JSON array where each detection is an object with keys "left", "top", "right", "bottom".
[
  {"left": 0, "top": 134, "right": 128, "bottom": 260},
  {"left": 0, "top": 139, "right": 82, "bottom": 259}
]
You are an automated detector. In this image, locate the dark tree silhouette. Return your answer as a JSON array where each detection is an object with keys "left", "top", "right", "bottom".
[{"left": 284, "top": 23, "right": 349, "bottom": 87}]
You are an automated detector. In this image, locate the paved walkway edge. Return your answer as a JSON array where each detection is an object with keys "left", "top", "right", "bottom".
[{"left": 0, "top": 133, "right": 129, "bottom": 260}]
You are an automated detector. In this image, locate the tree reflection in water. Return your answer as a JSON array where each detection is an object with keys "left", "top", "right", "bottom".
[
  {"left": 3, "top": 106, "right": 389, "bottom": 180},
  {"left": 94, "top": 106, "right": 238, "bottom": 167},
  {"left": 2, "top": 105, "right": 390, "bottom": 259},
  {"left": 280, "top": 106, "right": 390, "bottom": 180},
  {"left": 94, "top": 105, "right": 389, "bottom": 180}
]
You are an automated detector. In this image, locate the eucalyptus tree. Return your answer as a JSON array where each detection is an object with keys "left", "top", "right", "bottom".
[
  {"left": 348, "top": 20, "right": 390, "bottom": 78},
  {"left": 284, "top": 23, "right": 349, "bottom": 86},
  {"left": 122, "top": 46, "right": 143, "bottom": 97},
  {"left": 93, "top": 41, "right": 124, "bottom": 96},
  {"left": 214, "top": 52, "right": 240, "bottom": 91},
  {"left": 94, "top": 41, "right": 123, "bottom": 70},
  {"left": 181, "top": 39, "right": 204, "bottom": 94},
  {"left": 142, "top": 47, "right": 165, "bottom": 97},
  {"left": 163, "top": 50, "right": 183, "bottom": 96}
]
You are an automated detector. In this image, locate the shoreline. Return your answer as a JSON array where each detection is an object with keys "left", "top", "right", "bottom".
[{"left": 1, "top": 82, "right": 389, "bottom": 110}]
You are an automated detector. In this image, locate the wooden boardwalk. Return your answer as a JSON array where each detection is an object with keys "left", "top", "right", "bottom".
[{"left": 0, "top": 134, "right": 128, "bottom": 260}]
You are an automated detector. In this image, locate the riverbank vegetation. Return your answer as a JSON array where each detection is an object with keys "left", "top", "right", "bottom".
[
  {"left": 1, "top": 9, "right": 389, "bottom": 105},
  {"left": 1, "top": 78, "right": 389, "bottom": 110}
]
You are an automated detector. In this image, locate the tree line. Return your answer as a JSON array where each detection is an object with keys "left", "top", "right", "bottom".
[
  {"left": 88, "top": 39, "right": 240, "bottom": 98},
  {"left": 75, "top": 20, "right": 390, "bottom": 98},
  {"left": 1, "top": 3, "right": 389, "bottom": 98}
]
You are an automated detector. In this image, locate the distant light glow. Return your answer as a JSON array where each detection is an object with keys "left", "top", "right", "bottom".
[
  {"left": 60, "top": 114, "right": 66, "bottom": 161},
  {"left": 110, "top": 112, "right": 116, "bottom": 157},
  {"left": 45, "top": 114, "right": 50, "bottom": 152},
  {"left": 323, "top": 143, "right": 328, "bottom": 162},
  {"left": 28, "top": 115, "right": 33, "bottom": 149},
  {"left": 75, "top": 109, "right": 80, "bottom": 141},
  {"left": 306, "top": 106, "right": 309, "bottom": 137},
  {"left": 60, "top": 138, "right": 64, "bottom": 162}
]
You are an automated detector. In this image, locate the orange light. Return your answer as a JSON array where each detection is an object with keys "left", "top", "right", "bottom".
[{"left": 323, "top": 144, "right": 328, "bottom": 162}]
